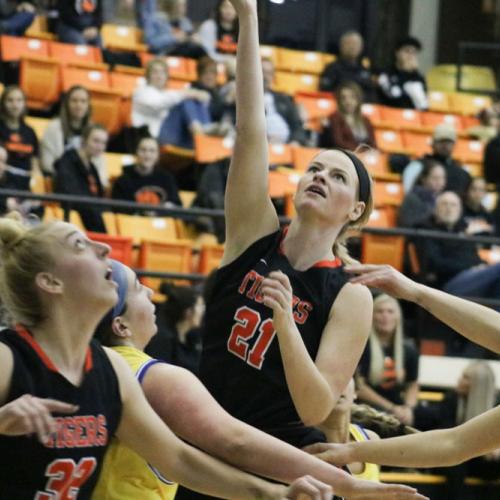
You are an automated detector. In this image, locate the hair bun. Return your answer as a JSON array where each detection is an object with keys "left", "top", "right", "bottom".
[{"left": 0, "top": 215, "right": 26, "bottom": 253}]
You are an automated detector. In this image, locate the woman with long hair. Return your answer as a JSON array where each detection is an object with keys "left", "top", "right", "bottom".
[
  {"left": 94, "top": 259, "right": 425, "bottom": 500},
  {"left": 0, "top": 215, "right": 333, "bottom": 500},
  {"left": 323, "top": 81, "right": 376, "bottom": 150},
  {"left": 356, "top": 294, "right": 420, "bottom": 426},
  {"left": 40, "top": 86, "right": 97, "bottom": 178}
]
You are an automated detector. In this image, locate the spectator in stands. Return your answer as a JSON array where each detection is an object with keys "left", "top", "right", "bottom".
[
  {"left": 53, "top": 123, "right": 108, "bottom": 232},
  {"left": 378, "top": 36, "right": 428, "bottom": 110},
  {"left": 319, "top": 31, "right": 374, "bottom": 101},
  {"left": 135, "top": 0, "right": 205, "bottom": 57},
  {"left": 356, "top": 294, "right": 420, "bottom": 427},
  {"left": 0, "top": 85, "right": 39, "bottom": 192},
  {"left": 322, "top": 81, "right": 376, "bottom": 150},
  {"left": 262, "top": 58, "right": 307, "bottom": 145},
  {"left": 484, "top": 121, "right": 500, "bottom": 187},
  {"left": 466, "top": 107, "right": 498, "bottom": 142},
  {"left": 196, "top": 0, "right": 238, "bottom": 63},
  {"left": 146, "top": 282, "right": 205, "bottom": 375},
  {"left": 462, "top": 177, "right": 494, "bottom": 235},
  {"left": 414, "top": 362, "right": 500, "bottom": 491},
  {"left": 417, "top": 191, "right": 500, "bottom": 299},
  {"left": 40, "top": 86, "right": 102, "bottom": 179},
  {"left": 131, "top": 57, "right": 210, "bottom": 139},
  {"left": 402, "top": 124, "right": 471, "bottom": 196},
  {"left": 398, "top": 160, "right": 446, "bottom": 228},
  {"left": 111, "top": 136, "right": 181, "bottom": 210},
  {"left": 0, "top": 0, "right": 35, "bottom": 36},
  {"left": 57, "top": 0, "right": 102, "bottom": 46}
]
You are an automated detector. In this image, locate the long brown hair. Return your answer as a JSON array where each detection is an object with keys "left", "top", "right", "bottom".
[
  {"left": 0, "top": 85, "right": 27, "bottom": 123},
  {"left": 335, "top": 81, "right": 365, "bottom": 130},
  {"left": 60, "top": 85, "right": 92, "bottom": 140}
]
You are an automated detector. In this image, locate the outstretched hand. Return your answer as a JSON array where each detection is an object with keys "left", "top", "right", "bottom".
[
  {"left": 0, "top": 394, "right": 78, "bottom": 444},
  {"left": 284, "top": 475, "right": 333, "bottom": 499},
  {"left": 345, "top": 264, "right": 421, "bottom": 302}
]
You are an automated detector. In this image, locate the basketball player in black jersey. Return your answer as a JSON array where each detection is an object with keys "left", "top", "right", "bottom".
[
  {"left": 199, "top": 0, "right": 374, "bottom": 450},
  {"left": 0, "top": 215, "right": 350, "bottom": 500}
]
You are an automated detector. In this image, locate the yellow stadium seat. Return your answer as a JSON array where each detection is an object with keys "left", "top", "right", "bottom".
[
  {"left": 198, "top": 243, "right": 225, "bottom": 275},
  {"left": 427, "top": 64, "right": 496, "bottom": 92},
  {"left": 427, "top": 91, "right": 451, "bottom": 113},
  {"left": 448, "top": 93, "right": 493, "bottom": 116},
  {"left": 103, "top": 152, "right": 135, "bottom": 181},
  {"left": 273, "top": 71, "right": 319, "bottom": 95},
  {"left": 277, "top": 48, "right": 325, "bottom": 74},
  {"left": 25, "top": 116, "right": 51, "bottom": 140},
  {"left": 25, "top": 15, "right": 56, "bottom": 40},
  {"left": 101, "top": 24, "right": 148, "bottom": 53},
  {"left": 116, "top": 214, "right": 179, "bottom": 244}
]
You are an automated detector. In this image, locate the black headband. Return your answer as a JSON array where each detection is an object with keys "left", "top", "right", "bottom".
[{"left": 336, "top": 149, "right": 371, "bottom": 204}]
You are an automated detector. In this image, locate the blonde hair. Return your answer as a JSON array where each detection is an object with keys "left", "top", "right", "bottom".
[
  {"left": 457, "top": 361, "right": 496, "bottom": 423},
  {"left": 145, "top": 58, "right": 169, "bottom": 84},
  {"left": 368, "top": 294, "right": 404, "bottom": 386},
  {"left": 0, "top": 215, "right": 61, "bottom": 326}
]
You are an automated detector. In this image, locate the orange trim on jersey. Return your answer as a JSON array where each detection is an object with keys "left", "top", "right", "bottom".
[
  {"left": 15, "top": 325, "right": 94, "bottom": 374},
  {"left": 279, "top": 226, "right": 342, "bottom": 269}
]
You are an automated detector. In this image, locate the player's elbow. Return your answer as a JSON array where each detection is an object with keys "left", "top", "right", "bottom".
[
  {"left": 441, "top": 430, "right": 470, "bottom": 466},
  {"left": 300, "top": 404, "right": 333, "bottom": 427}
]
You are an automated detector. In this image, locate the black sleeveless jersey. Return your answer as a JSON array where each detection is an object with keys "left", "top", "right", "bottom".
[
  {"left": 0, "top": 327, "right": 122, "bottom": 500},
  {"left": 200, "top": 228, "right": 349, "bottom": 448}
]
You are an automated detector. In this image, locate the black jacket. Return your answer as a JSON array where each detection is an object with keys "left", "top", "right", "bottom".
[
  {"left": 378, "top": 66, "right": 427, "bottom": 109},
  {"left": 422, "top": 153, "right": 471, "bottom": 197},
  {"left": 269, "top": 90, "right": 308, "bottom": 145},
  {"left": 53, "top": 149, "right": 106, "bottom": 232},
  {"left": 57, "top": 0, "right": 102, "bottom": 30},
  {"left": 416, "top": 216, "right": 483, "bottom": 287},
  {"left": 484, "top": 134, "right": 500, "bottom": 186}
]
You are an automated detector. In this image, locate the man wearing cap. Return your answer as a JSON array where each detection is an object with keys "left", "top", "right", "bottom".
[
  {"left": 402, "top": 124, "right": 471, "bottom": 195},
  {"left": 378, "top": 36, "right": 428, "bottom": 110}
]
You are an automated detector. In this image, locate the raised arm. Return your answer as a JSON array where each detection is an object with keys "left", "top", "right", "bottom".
[
  {"left": 346, "top": 264, "right": 500, "bottom": 354},
  {"left": 307, "top": 405, "right": 500, "bottom": 469},
  {"left": 221, "top": 0, "right": 279, "bottom": 266}
]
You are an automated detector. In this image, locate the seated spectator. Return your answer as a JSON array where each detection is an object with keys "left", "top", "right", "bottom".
[
  {"left": 111, "top": 136, "right": 181, "bottom": 210},
  {"left": 0, "top": 85, "right": 39, "bottom": 192},
  {"left": 417, "top": 191, "right": 500, "bottom": 298},
  {"left": 196, "top": 0, "right": 238, "bottom": 63},
  {"left": 53, "top": 124, "right": 108, "bottom": 232},
  {"left": 398, "top": 160, "right": 446, "bottom": 228},
  {"left": 262, "top": 58, "right": 307, "bottom": 145},
  {"left": 466, "top": 107, "right": 498, "bottom": 142},
  {"left": 403, "top": 124, "right": 471, "bottom": 196},
  {"left": 57, "top": 0, "right": 102, "bottom": 46},
  {"left": 357, "top": 294, "right": 419, "bottom": 427},
  {"left": 462, "top": 176, "right": 494, "bottom": 235},
  {"left": 414, "top": 362, "right": 500, "bottom": 493},
  {"left": 321, "top": 81, "right": 376, "bottom": 150},
  {"left": 319, "top": 31, "right": 374, "bottom": 101},
  {"left": 136, "top": 0, "right": 205, "bottom": 57},
  {"left": 145, "top": 282, "right": 205, "bottom": 375},
  {"left": 40, "top": 86, "right": 103, "bottom": 180},
  {"left": 0, "top": 0, "right": 35, "bottom": 36},
  {"left": 131, "top": 57, "right": 209, "bottom": 138},
  {"left": 378, "top": 36, "right": 428, "bottom": 110},
  {"left": 319, "top": 379, "right": 381, "bottom": 482},
  {"left": 484, "top": 121, "right": 500, "bottom": 186}
]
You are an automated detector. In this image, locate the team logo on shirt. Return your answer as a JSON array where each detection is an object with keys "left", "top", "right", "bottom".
[
  {"left": 76, "top": 0, "right": 97, "bottom": 14},
  {"left": 44, "top": 414, "right": 109, "bottom": 449}
]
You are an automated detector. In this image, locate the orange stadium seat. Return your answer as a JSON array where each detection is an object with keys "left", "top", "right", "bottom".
[
  {"left": 116, "top": 214, "right": 179, "bottom": 244},
  {"left": 373, "top": 181, "right": 404, "bottom": 207},
  {"left": 48, "top": 41, "right": 105, "bottom": 70},
  {"left": 138, "top": 239, "right": 193, "bottom": 291},
  {"left": 361, "top": 233, "right": 405, "bottom": 271},
  {"left": 20, "top": 56, "right": 61, "bottom": 110},
  {"left": 101, "top": 24, "right": 148, "bottom": 53},
  {"left": 402, "top": 131, "right": 433, "bottom": 157},
  {"left": 268, "top": 170, "right": 299, "bottom": 199},
  {"left": 87, "top": 232, "right": 133, "bottom": 266},
  {"left": 89, "top": 89, "right": 124, "bottom": 136},
  {"left": 427, "top": 91, "right": 451, "bottom": 113},
  {"left": 260, "top": 45, "right": 280, "bottom": 66},
  {"left": 462, "top": 162, "right": 483, "bottom": 177},
  {"left": 140, "top": 53, "right": 197, "bottom": 81},
  {"left": 268, "top": 143, "right": 293, "bottom": 166},
  {"left": 194, "top": 134, "right": 233, "bottom": 163},
  {"left": 273, "top": 71, "right": 319, "bottom": 95},
  {"left": 420, "top": 112, "right": 464, "bottom": 132},
  {"left": 198, "top": 243, "right": 225, "bottom": 275},
  {"left": 294, "top": 93, "right": 336, "bottom": 131},
  {"left": 292, "top": 146, "right": 322, "bottom": 171},
  {"left": 357, "top": 150, "right": 391, "bottom": 178},
  {"left": 0, "top": 35, "right": 49, "bottom": 61},
  {"left": 109, "top": 70, "right": 146, "bottom": 98},
  {"left": 365, "top": 207, "right": 396, "bottom": 228},
  {"left": 61, "top": 66, "right": 110, "bottom": 92},
  {"left": 379, "top": 107, "right": 422, "bottom": 131},
  {"left": 361, "top": 103, "right": 384, "bottom": 127},
  {"left": 277, "top": 48, "right": 325, "bottom": 74},
  {"left": 374, "top": 129, "right": 405, "bottom": 154},
  {"left": 453, "top": 139, "right": 484, "bottom": 164}
]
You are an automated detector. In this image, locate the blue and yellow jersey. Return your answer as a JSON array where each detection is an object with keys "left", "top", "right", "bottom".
[
  {"left": 349, "top": 424, "right": 380, "bottom": 482},
  {"left": 93, "top": 346, "right": 178, "bottom": 500}
]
